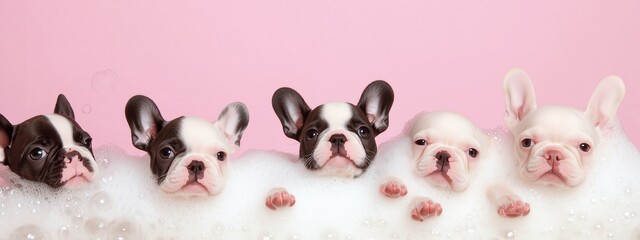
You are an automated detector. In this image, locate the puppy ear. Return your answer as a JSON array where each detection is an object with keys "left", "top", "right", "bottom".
[
  {"left": 54, "top": 94, "right": 75, "bottom": 120},
  {"left": 585, "top": 76, "right": 625, "bottom": 132},
  {"left": 357, "top": 80, "right": 394, "bottom": 135},
  {"left": 0, "top": 114, "right": 13, "bottom": 164},
  {"left": 272, "top": 88, "right": 311, "bottom": 140},
  {"left": 214, "top": 102, "right": 250, "bottom": 148},
  {"left": 503, "top": 68, "right": 537, "bottom": 130},
  {"left": 125, "top": 95, "right": 166, "bottom": 151}
]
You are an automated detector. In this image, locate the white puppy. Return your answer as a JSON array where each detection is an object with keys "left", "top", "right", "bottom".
[{"left": 379, "top": 111, "right": 489, "bottom": 221}]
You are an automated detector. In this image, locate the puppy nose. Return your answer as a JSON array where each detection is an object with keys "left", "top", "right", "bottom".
[
  {"left": 187, "top": 161, "right": 205, "bottom": 179},
  {"left": 329, "top": 134, "right": 347, "bottom": 145},
  {"left": 545, "top": 150, "right": 564, "bottom": 165},
  {"left": 435, "top": 151, "right": 451, "bottom": 162},
  {"left": 65, "top": 151, "right": 82, "bottom": 163}
]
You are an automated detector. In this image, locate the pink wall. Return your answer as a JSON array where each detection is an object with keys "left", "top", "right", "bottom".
[{"left": 1, "top": 1, "right": 638, "bottom": 157}]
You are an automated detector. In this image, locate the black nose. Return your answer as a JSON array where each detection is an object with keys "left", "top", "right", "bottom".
[
  {"left": 187, "top": 161, "right": 205, "bottom": 180},
  {"left": 329, "top": 134, "right": 347, "bottom": 145},
  {"left": 435, "top": 151, "right": 451, "bottom": 166}
]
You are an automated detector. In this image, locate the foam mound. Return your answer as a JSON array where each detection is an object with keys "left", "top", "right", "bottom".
[{"left": 0, "top": 126, "right": 639, "bottom": 239}]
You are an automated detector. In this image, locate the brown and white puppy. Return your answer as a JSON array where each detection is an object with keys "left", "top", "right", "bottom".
[
  {"left": 125, "top": 95, "right": 249, "bottom": 197},
  {"left": 0, "top": 94, "right": 97, "bottom": 188},
  {"left": 266, "top": 80, "right": 394, "bottom": 210}
]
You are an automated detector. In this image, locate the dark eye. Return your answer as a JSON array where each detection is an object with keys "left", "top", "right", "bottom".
[
  {"left": 468, "top": 148, "right": 479, "bottom": 158},
  {"left": 358, "top": 127, "right": 370, "bottom": 138},
  {"left": 84, "top": 137, "right": 93, "bottom": 148},
  {"left": 521, "top": 138, "right": 533, "bottom": 148},
  {"left": 159, "top": 147, "right": 175, "bottom": 159},
  {"left": 415, "top": 139, "right": 427, "bottom": 146},
  {"left": 579, "top": 143, "right": 591, "bottom": 152},
  {"left": 29, "top": 148, "right": 48, "bottom": 160},
  {"left": 216, "top": 152, "right": 227, "bottom": 161},
  {"left": 306, "top": 129, "right": 319, "bottom": 141}
]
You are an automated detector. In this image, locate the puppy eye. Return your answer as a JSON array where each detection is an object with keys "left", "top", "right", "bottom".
[
  {"left": 579, "top": 143, "right": 591, "bottom": 152},
  {"left": 468, "top": 148, "right": 479, "bottom": 158},
  {"left": 521, "top": 138, "right": 533, "bottom": 148},
  {"left": 216, "top": 152, "right": 227, "bottom": 161},
  {"left": 306, "top": 129, "right": 319, "bottom": 141},
  {"left": 358, "top": 127, "right": 371, "bottom": 138},
  {"left": 84, "top": 137, "right": 93, "bottom": 148},
  {"left": 159, "top": 147, "right": 175, "bottom": 159},
  {"left": 29, "top": 148, "right": 48, "bottom": 160},
  {"left": 414, "top": 139, "right": 427, "bottom": 146}
]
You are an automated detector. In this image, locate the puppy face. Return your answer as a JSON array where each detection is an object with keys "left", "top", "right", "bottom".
[
  {"left": 0, "top": 95, "right": 97, "bottom": 188},
  {"left": 125, "top": 95, "right": 249, "bottom": 197},
  {"left": 410, "top": 112, "right": 487, "bottom": 192},
  {"left": 503, "top": 69, "right": 625, "bottom": 187},
  {"left": 272, "top": 80, "right": 394, "bottom": 178}
]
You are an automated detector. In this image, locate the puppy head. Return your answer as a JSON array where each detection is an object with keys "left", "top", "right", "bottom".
[
  {"left": 125, "top": 95, "right": 249, "bottom": 197},
  {"left": 0, "top": 94, "right": 97, "bottom": 188},
  {"left": 410, "top": 111, "right": 487, "bottom": 192},
  {"left": 503, "top": 68, "right": 625, "bottom": 187},
  {"left": 272, "top": 80, "right": 394, "bottom": 178}
]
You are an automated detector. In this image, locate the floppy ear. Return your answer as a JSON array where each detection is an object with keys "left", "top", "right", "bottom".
[
  {"left": 272, "top": 88, "right": 311, "bottom": 140},
  {"left": 357, "top": 80, "right": 394, "bottom": 135},
  {"left": 54, "top": 94, "right": 75, "bottom": 120},
  {"left": 125, "top": 95, "right": 166, "bottom": 151},
  {"left": 0, "top": 114, "right": 13, "bottom": 164},
  {"left": 503, "top": 68, "right": 537, "bottom": 131},
  {"left": 585, "top": 76, "right": 625, "bottom": 132},
  {"left": 214, "top": 102, "right": 250, "bottom": 148}
]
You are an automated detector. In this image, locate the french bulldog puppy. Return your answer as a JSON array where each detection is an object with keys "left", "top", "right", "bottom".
[
  {"left": 491, "top": 68, "right": 625, "bottom": 218},
  {"left": 381, "top": 111, "right": 489, "bottom": 221},
  {"left": 125, "top": 95, "right": 249, "bottom": 197},
  {"left": 267, "top": 80, "right": 394, "bottom": 210},
  {"left": 0, "top": 94, "right": 97, "bottom": 188}
]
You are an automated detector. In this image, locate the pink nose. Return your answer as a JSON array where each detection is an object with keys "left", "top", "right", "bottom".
[{"left": 545, "top": 150, "right": 564, "bottom": 166}]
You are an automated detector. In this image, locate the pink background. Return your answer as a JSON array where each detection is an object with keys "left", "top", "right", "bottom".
[{"left": 0, "top": 1, "right": 638, "bottom": 157}]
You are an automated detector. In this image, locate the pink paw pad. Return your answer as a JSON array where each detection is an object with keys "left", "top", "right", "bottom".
[
  {"left": 411, "top": 199, "right": 443, "bottom": 222},
  {"left": 265, "top": 188, "right": 296, "bottom": 210},
  {"left": 379, "top": 180, "right": 408, "bottom": 198},
  {"left": 498, "top": 200, "right": 530, "bottom": 218}
]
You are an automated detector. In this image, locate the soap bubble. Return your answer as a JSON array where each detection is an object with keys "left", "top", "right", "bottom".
[
  {"left": 89, "top": 191, "right": 113, "bottom": 214},
  {"left": 81, "top": 104, "right": 92, "bottom": 114},
  {"left": 84, "top": 216, "right": 109, "bottom": 236},
  {"left": 107, "top": 217, "right": 140, "bottom": 240},
  {"left": 10, "top": 224, "right": 49, "bottom": 240},
  {"left": 91, "top": 70, "right": 118, "bottom": 93}
]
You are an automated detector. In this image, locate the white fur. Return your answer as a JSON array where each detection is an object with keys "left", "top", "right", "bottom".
[
  {"left": 159, "top": 117, "right": 232, "bottom": 197},
  {"left": 503, "top": 68, "right": 625, "bottom": 187},
  {"left": 313, "top": 102, "right": 366, "bottom": 177},
  {"left": 45, "top": 114, "right": 97, "bottom": 184}
]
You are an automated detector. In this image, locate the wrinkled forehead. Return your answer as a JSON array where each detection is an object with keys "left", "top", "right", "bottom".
[
  {"left": 318, "top": 102, "right": 358, "bottom": 128},
  {"left": 178, "top": 117, "right": 230, "bottom": 152},
  {"left": 520, "top": 107, "right": 598, "bottom": 140},
  {"left": 411, "top": 112, "right": 478, "bottom": 139}
]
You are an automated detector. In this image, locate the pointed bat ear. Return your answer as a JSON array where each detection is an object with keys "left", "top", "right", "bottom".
[
  {"left": 585, "top": 76, "right": 625, "bottom": 132},
  {"left": 54, "top": 94, "right": 75, "bottom": 120},
  {"left": 0, "top": 114, "right": 13, "bottom": 164},
  {"left": 272, "top": 87, "right": 311, "bottom": 140},
  {"left": 503, "top": 68, "right": 537, "bottom": 131},
  {"left": 125, "top": 95, "right": 166, "bottom": 151},
  {"left": 214, "top": 102, "right": 250, "bottom": 148},
  {"left": 357, "top": 80, "right": 394, "bottom": 135}
]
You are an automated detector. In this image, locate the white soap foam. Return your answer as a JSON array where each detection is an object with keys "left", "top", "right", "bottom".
[{"left": 0, "top": 125, "right": 639, "bottom": 239}]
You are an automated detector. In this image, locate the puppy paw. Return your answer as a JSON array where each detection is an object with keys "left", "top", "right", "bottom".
[
  {"left": 265, "top": 187, "right": 296, "bottom": 210},
  {"left": 379, "top": 177, "right": 407, "bottom": 198},
  {"left": 410, "top": 198, "right": 442, "bottom": 222},
  {"left": 497, "top": 197, "right": 530, "bottom": 218}
]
